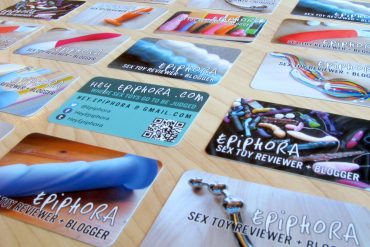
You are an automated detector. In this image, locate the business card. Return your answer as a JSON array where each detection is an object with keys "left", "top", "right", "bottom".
[
  {"left": 0, "top": 122, "right": 14, "bottom": 140},
  {"left": 143, "top": 170, "right": 370, "bottom": 247},
  {"left": 273, "top": 19, "right": 370, "bottom": 56},
  {"left": 69, "top": 3, "right": 167, "bottom": 30},
  {"left": 292, "top": 0, "right": 370, "bottom": 24},
  {"left": 155, "top": 11, "right": 267, "bottom": 43},
  {"left": 0, "top": 20, "right": 42, "bottom": 50},
  {"left": 206, "top": 98, "right": 370, "bottom": 190},
  {"left": 15, "top": 28, "right": 129, "bottom": 65},
  {"left": 251, "top": 52, "right": 370, "bottom": 108},
  {"left": 49, "top": 77, "right": 209, "bottom": 147},
  {"left": 0, "top": 0, "right": 85, "bottom": 20},
  {"left": 188, "top": 0, "right": 280, "bottom": 14},
  {"left": 0, "top": 63, "right": 77, "bottom": 117},
  {"left": 0, "top": 133, "right": 161, "bottom": 246},
  {"left": 108, "top": 38, "right": 241, "bottom": 84}
]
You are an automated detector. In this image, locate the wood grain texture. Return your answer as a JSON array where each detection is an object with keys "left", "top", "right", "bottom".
[{"left": 0, "top": 0, "right": 369, "bottom": 246}]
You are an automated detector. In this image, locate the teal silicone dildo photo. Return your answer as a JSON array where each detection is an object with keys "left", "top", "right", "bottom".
[{"left": 0, "top": 154, "right": 158, "bottom": 197}]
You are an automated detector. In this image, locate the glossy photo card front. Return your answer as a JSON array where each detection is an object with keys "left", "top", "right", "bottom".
[
  {"left": 15, "top": 28, "right": 129, "bottom": 65},
  {"left": 0, "top": 133, "right": 161, "bottom": 246},
  {"left": 273, "top": 19, "right": 370, "bottom": 56},
  {"left": 0, "top": 63, "right": 77, "bottom": 117},
  {"left": 155, "top": 11, "right": 267, "bottom": 43},
  {"left": 0, "top": 0, "right": 85, "bottom": 20},
  {"left": 207, "top": 98, "right": 370, "bottom": 190},
  {"left": 251, "top": 52, "right": 370, "bottom": 108},
  {"left": 0, "top": 20, "right": 42, "bottom": 50},
  {"left": 108, "top": 38, "right": 241, "bottom": 85},
  {"left": 292, "top": 0, "right": 370, "bottom": 24},
  {"left": 69, "top": 3, "right": 167, "bottom": 30},
  {"left": 188, "top": 0, "right": 280, "bottom": 14}
]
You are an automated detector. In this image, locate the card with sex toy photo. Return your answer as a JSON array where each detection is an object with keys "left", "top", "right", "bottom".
[
  {"left": 0, "top": 20, "right": 42, "bottom": 50},
  {"left": 0, "top": 133, "right": 162, "bottom": 246},
  {"left": 206, "top": 98, "right": 370, "bottom": 190},
  {"left": 108, "top": 38, "right": 241, "bottom": 85},
  {"left": 68, "top": 3, "right": 167, "bottom": 30},
  {"left": 155, "top": 11, "right": 267, "bottom": 43},
  {"left": 292, "top": 0, "right": 370, "bottom": 24},
  {"left": 0, "top": 0, "right": 85, "bottom": 20},
  {"left": 251, "top": 52, "right": 370, "bottom": 108},
  {"left": 15, "top": 28, "right": 129, "bottom": 65},
  {"left": 188, "top": 0, "right": 280, "bottom": 14},
  {"left": 273, "top": 19, "right": 370, "bottom": 56},
  {"left": 0, "top": 63, "right": 77, "bottom": 117},
  {"left": 142, "top": 170, "right": 370, "bottom": 247},
  {"left": 48, "top": 77, "right": 209, "bottom": 147}
]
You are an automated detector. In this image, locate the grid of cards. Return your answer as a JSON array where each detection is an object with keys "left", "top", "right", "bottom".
[{"left": 0, "top": 0, "right": 369, "bottom": 246}]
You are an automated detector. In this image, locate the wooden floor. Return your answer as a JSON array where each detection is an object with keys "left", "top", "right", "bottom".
[{"left": 0, "top": 0, "right": 369, "bottom": 246}]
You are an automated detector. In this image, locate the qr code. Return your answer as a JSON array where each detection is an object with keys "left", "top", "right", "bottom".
[{"left": 142, "top": 118, "right": 186, "bottom": 143}]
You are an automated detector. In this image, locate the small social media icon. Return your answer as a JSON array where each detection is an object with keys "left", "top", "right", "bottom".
[
  {"left": 56, "top": 114, "right": 66, "bottom": 120},
  {"left": 63, "top": 108, "right": 72, "bottom": 114}
]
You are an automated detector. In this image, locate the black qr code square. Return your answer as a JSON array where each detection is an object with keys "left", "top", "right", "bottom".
[{"left": 142, "top": 118, "right": 186, "bottom": 143}]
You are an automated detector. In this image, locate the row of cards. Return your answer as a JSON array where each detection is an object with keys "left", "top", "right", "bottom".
[
  {"left": 1, "top": 73, "right": 370, "bottom": 191},
  {"left": 0, "top": 133, "right": 369, "bottom": 246},
  {"left": 1, "top": 46, "right": 369, "bottom": 115},
  {"left": 3, "top": 2, "right": 370, "bottom": 45},
  {"left": 2, "top": 0, "right": 370, "bottom": 24},
  {"left": 2, "top": 18, "right": 370, "bottom": 89},
  {"left": 4, "top": 16, "right": 370, "bottom": 57},
  {"left": 1, "top": 11, "right": 267, "bottom": 49}
]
